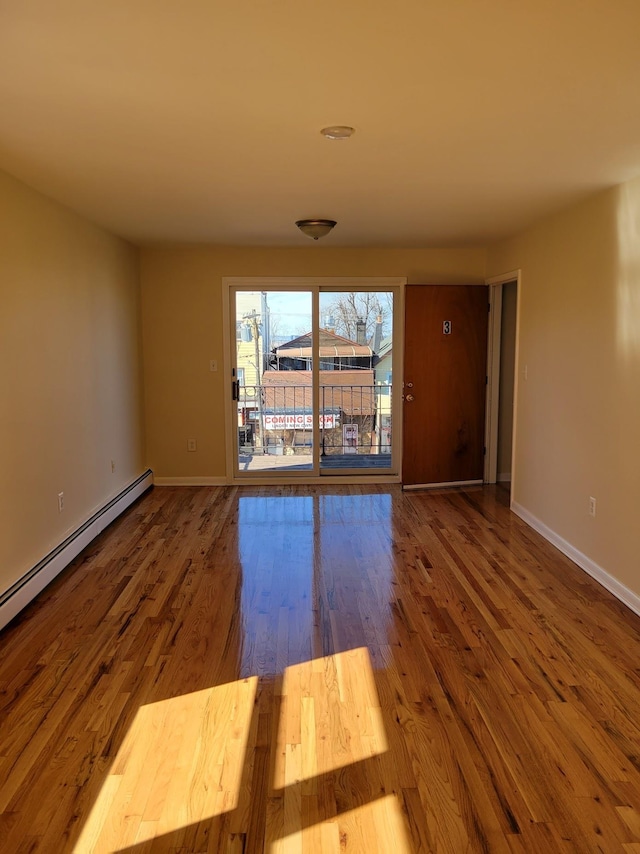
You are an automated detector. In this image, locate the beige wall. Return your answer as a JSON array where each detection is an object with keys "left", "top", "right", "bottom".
[
  {"left": 0, "top": 170, "right": 145, "bottom": 599},
  {"left": 487, "top": 177, "right": 640, "bottom": 597},
  {"left": 140, "top": 246, "right": 486, "bottom": 478}
]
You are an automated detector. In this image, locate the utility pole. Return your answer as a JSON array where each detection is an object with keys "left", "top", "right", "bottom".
[{"left": 244, "top": 311, "right": 265, "bottom": 451}]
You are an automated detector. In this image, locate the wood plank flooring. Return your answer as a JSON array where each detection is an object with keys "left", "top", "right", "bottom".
[{"left": 1, "top": 485, "right": 640, "bottom": 852}]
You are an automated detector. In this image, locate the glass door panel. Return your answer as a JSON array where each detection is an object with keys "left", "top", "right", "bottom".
[
  {"left": 234, "top": 290, "right": 314, "bottom": 475},
  {"left": 318, "top": 290, "right": 394, "bottom": 473}
]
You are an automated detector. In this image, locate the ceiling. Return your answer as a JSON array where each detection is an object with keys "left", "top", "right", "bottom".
[{"left": 2, "top": 0, "right": 640, "bottom": 247}]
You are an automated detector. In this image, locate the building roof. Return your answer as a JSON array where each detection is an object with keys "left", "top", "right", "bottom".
[
  {"left": 275, "top": 329, "right": 372, "bottom": 360},
  {"left": 261, "top": 370, "right": 375, "bottom": 416},
  {"left": 375, "top": 335, "right": 393, "bottom": 359}
]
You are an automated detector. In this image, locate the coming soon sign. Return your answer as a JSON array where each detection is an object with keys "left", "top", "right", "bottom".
[{"left": 263, "top": 414, "right": 338, "bottom": 430}]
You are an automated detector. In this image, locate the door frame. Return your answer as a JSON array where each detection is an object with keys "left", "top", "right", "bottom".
[
  {"left": 222, "top": 277, "right": 406, "bottom": 485},
  {"left": 484, "top": 269, "right": 521, "bottom": 500}
]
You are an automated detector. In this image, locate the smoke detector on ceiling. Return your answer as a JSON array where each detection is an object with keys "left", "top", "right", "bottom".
[{"left": 320, "top": 126, "right": 355, "bottom": 140}]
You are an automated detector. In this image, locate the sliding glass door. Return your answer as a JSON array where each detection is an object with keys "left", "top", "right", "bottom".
[{"left": 228, "top": 280, "right": 400, "bottom": 479}]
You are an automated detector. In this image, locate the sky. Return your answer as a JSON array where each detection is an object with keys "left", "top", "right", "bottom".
[
  {"left": 266, "top": 292, "right": 312, "bottom": 336},
  {"left": 238, "top": 290, "right": 393, "bottom": 340}
]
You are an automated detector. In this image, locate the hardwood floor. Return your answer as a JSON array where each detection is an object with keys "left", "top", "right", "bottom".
[{"left": 1, "top": 485, "right": 640, "bottom": 852}]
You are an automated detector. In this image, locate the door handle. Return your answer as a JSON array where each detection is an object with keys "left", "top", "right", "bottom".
[
  {"left": 232, "top": 380, "right": 240, "bottom": 401},
  {"left": 405, "top": 394, "right": 415, "bottom": 402}
]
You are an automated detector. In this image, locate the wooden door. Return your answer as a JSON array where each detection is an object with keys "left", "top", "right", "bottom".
[{"left": 402, "top": 285, "right": 489, "bottom": 486}]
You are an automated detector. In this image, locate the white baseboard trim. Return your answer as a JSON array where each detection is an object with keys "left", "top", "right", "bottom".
[
  {"left": 0, "top": 469, "right": 154, "bottom": 632},
  {"left": 403, "top": 479, "right": 483, "bottom": 491},
  {"left": 512, "top": 501, "right": 640, "bottom": 619},
  {"left": 154, "top": 476, "right": 228, "bottom": 486}
]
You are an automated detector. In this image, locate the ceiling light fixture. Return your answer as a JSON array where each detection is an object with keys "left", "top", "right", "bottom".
[
  {"left": 320, "top": 126, "right": 355, "bottom": 140},
  {"left": 295, "top": 219, "right": 337, "bottom": 240}
]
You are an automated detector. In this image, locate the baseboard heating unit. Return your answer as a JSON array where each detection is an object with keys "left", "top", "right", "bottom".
[{"left": 0, "top": 469, "right": 154, "bottom": 632}]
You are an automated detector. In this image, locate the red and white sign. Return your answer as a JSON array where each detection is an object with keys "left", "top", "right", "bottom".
[
  {"left": 264, "top": 413, "right": 337, "bottom": 430},
  {"left": 343, "top": 423, "right": 358, "bottom": 453}
]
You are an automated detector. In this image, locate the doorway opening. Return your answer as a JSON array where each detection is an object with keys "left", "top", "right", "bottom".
[{"left": 485, "top": 272, "right": 520, "bottom": 498}]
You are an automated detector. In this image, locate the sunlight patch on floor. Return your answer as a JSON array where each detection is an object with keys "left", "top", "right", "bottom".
[
  {"left": 273, "top": 647, "right": 388, "bottom": 789},
  {"left": 73, "top": 648, "right": 394, "bottom": 851},
  {"left": 269, "top": 794, "right": 412, "bottom": 854},
  {"left": 73, "top": 677, "right": 257, "bottom": 853}
]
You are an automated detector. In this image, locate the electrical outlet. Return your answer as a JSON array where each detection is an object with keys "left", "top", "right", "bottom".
[
  {"left": 588, "top": 496, "right": 597, "bottom": 517},
  {"left": 209, "top": 359, "right": 218, "bottom": 372},
  {"left": 111, "top": 459, "right": 116, "bottom": 473},
  {"left": 187, "top": 438, "right": 197, "bottom": 452},
  {"left": 57, "top": 492, "right": 64, "bottom": 513}
]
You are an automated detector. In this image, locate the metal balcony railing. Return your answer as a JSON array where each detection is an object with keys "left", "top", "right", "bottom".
[{"left": 236, "top": 382, "right": 392, "bottom": 457}]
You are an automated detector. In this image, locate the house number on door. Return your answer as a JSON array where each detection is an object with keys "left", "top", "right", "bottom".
[{"left": 443, "top": 320, "right": 452, "bottom": 335}]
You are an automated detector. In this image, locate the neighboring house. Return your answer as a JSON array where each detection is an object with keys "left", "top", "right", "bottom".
[
  {"left": 254, "top": 329, "right": 377, "bottom": 453},
  {"left": 273, "top": 328, "right": 373, "bottom": 372},
  {"left": 235, "top": 292, "right": 272, "bottom": 443},
  {"left": 372, "top": 335, "right": 393, "bottom": 454},
  {"left": 373, "top": 334, "right": 393, "bottom": 386},
  {"left": 240, "top": 328, "right": 399, "bottom": 455},
  {"left": 260, "top": 369, "right": 376, "bottom": 454},
  {"left": 235, "top": 291, "right": 271, "bottom": 387},
  {"left": 235, "top": 328, "right": 380, "bottom": 453}
]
